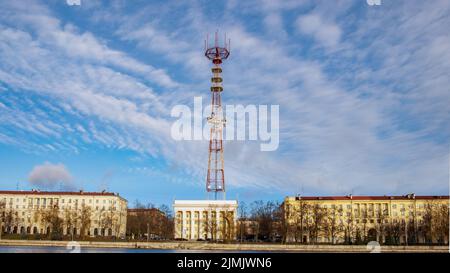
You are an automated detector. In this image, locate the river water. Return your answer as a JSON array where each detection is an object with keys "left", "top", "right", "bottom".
[{"left": 0, "top": 245, "right": 261, "bottom": 253}]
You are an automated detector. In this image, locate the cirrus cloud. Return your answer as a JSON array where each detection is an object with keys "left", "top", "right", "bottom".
[{"left": 295, "top": 13, "right": 342, "bottom": 48}]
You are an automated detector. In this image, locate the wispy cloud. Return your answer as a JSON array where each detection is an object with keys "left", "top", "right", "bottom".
[{"left": 295, "top": 13, "right": 342, "bottom": 48}]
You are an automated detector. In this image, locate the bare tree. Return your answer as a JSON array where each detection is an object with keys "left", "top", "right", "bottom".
[
  {"left": 0, "top": 200, "right": 5, "bottom": 239},
  {"left": 220, "top": 210, "right": 236, "bottom": 242},
  {"left": 127, "top": 202, "right": 172, "bottom": 240},
  {"left": 323, "top": 205, "right": 343, "bottom": 244},
  {"left": 79, "top": 204, "right": 92, "bottom": 238},
  {"left": 343, "top": 208, "right": 355, "bottom": 244},
  {"left": 309, "top": 204, "right": 326, "bottom": 244},
  {"left": 375, "top": 207, "right": 388, "bottom": 244},
  {"left": 63, "top": 207, "right": 78, "bottom": 238},
  {"left": 158, "top": 204, "right": 174, "bottom": 240},
  {"left": 202, "top": 207, "right": 219, "bottom": 241},
  {"left": 422, "top": 201, "right": 434, "bottom": 244},
  {"left": 237, "top": 201, "right": 248, "bottom": 242},
  {"left": 41, "top": 206, "right": 63, "bottom": 239},
  {"left": 250, "top": 201, "right": 280, "bottom": 242},
  {"left": 296, "top": 201, "right": 311, "bottom": 243},
  {"left": 100, "top": 206, "right": 118, "bottom": 237},
  {"left": 433, "top": 203, "right": 449, "bottom": 245}
]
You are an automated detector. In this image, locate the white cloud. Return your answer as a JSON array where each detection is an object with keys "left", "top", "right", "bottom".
[
  {"left": 0, "top": 1, "right": 179, "bottom": 89},
  {"left": 295, "top": 13, "right": 342, "bottom": 48},
  {"left": 28, "top": 162, "right": 74, "bottom": 190}
]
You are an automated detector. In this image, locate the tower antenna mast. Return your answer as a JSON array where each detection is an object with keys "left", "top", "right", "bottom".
[{"left": 204, "top": 31, "right": 230, "bottom": 200}]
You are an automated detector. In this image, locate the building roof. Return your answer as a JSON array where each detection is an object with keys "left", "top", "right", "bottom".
[
  {"left": 289, "top": 194, "right": 449, "bottom": 201},
  {"left": 174, "top": 200, "right": 238, "bottom": 205},
  {"left": 0, "top": 189, "right": 124, "bottom": 199},
  {"left": 128, "top": 208, "right": 162, "bottom": 213}
]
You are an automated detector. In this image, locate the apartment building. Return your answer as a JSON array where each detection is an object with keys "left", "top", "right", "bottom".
[
  {"left": 0, "top": 190, "right": 127, "bottom": 238},
  {"left": 283, "top": 194, "right": 449, "bottom": 244}
]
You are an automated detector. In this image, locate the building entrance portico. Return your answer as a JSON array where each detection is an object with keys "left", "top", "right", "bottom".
[{"left": 173, "top": 200, "right": 238, "bottom": 241}]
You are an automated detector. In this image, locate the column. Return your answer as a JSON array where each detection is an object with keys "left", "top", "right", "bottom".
[
  {"left": 216, "top": 209, "right": 220, "bottom": 240},
  {"left": 191, "top": 210, "right": 195, "bottom": 240},
  {"left": 181, "top": 210, "right": 186, "bottom": 239},
  {"left": 208, "top": 209, "right": 212, "bottom": 240},
  {"left": 198, "top": 209, "right": 202, "bottom": 239}
]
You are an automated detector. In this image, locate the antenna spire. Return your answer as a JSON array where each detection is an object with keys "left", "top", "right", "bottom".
[{"left": 204, "top": 31, "right": 230, "bottom": 200}]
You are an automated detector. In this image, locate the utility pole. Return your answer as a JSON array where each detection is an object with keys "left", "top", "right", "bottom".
[{"left": 147, "top": 223, "right": 150, "bottom": 242}]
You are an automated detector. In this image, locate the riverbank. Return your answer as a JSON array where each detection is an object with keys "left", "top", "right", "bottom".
[{"left": 0, "top": 240, "right": 448, "bottom": 252}]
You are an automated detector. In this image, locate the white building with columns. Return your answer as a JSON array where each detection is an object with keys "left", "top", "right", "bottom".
[{"left": 173, "top": 200, "right": 238, "bottom": 241}]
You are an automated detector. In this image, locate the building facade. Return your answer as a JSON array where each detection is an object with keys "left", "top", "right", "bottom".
[
  {"left": 0, "top": 190, "right": 128, "bottom": 238},
  {"left": 283, "top": 194, "right": 449, "bottom": 245},
  {"left": 173, "top": 200, "right": 238, "bottom": 241}
]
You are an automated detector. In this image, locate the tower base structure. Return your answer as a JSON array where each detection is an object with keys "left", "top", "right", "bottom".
[{"left": 173, "top": 200, "right": 238, "bottom": 241}]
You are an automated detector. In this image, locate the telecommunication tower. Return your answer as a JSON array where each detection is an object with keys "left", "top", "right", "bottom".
[{"left": 204, "top": 31, "right": 230, "bottom": 200}]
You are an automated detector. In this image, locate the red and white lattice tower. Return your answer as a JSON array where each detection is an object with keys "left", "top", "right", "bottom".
[{"left": 204, "top": 31, "right": 230, "bottom": 200}]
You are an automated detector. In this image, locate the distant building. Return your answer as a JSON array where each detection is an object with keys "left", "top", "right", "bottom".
[
  {"left": 283, "top": 194, "right": 449, "bottom": 244},
  {"left": 236, "top": 219, "right": 258, "bottom": 241},
  {"left": 0, "top": 190, "right": 127, "bottom": 238},
  {"left": 127, "top": 208, "right": 168, "bottom": 239},
  {"left": 173, "top": 200, "right": 238, "bottom": 241}
]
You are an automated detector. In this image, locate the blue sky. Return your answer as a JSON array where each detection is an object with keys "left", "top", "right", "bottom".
[{"left": 0, "top": 0, "right": 449, "bottom": 207}]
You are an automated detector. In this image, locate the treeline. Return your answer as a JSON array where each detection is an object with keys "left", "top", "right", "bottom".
[
  {"left": 126, "top": 200, "right": 173, "bottom": 240},
  {"left": 237, "top": 201, "right": 284, "bottom": 242},
  {"left": 0, "top": 203, "right": 120, "bottom": 240}
]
